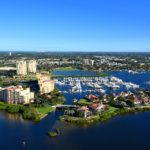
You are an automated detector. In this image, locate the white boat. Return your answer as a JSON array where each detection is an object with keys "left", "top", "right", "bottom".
[
  {"left": 99, "top": 89, "right": 105, "bottom": 93},
  {"left": 146, "top": 81, "right": 150, "bottom": 85},
  {"left": 128, "top": 70, "right": 139, "bottom": 74}
]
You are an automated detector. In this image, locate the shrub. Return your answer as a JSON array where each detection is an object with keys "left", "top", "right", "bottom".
[
  {"left": 48, "top": 128, "right": 60, "bottom": 137},
  {"left": 23, "top": 107, "right": 40, "bottom": 121},
  {"left": 6, "top": 104, "right": 21, "bottom": 113}
]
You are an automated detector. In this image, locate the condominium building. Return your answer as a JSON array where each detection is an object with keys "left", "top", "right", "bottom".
[
  {"left": 83, "top": 59, "right": 94, "bottom": 66},
  {"left": 39, "top": 80, "right": 55, "bottom": 94},
  {"left": 16, "top": 60, "right": 37, "bottom": 75},
  {"left": 16, "top": 60, "right": 27, "bottom": 75},
  {"left": 0, "top": 85, "right": 34, "bottom": 104},
  {"left": 37, "top": 73, "right": 55, "bottom": 94},
  {"left": 27, "top": 60, "right": 37, "bottom": 73}
]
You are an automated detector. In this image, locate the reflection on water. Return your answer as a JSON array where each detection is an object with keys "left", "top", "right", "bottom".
[{"left": 4, "top": 112, "right": 24, "bottom": 121}]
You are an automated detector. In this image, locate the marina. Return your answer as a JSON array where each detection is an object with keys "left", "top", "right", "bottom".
[
  {"left": 51, "top": 70, "right": 150, "bottom": 105},
  {"left": 55, "top": 76, "right": 139, "bottom": 94},
  {"left": 53, "top": 71, "right": 142, "bottom": 105}
]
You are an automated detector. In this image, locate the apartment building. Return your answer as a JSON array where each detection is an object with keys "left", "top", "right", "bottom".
[
  {"left": 16, "top": 60, "right": 27, "bottom": 75},
  {"left": 16, "top": 60, "right": 37, "bottom": 75},
  {"left": 0, "top": 85, "right": 34, "bottom": 104},
  {"left": 36, "top": 73, "right": 55, "bottom": 94},
  {"left": 27, "top": 60, "right": 37, "bottom": 73}
]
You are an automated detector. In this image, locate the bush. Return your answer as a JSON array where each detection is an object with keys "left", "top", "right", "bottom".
[
  {"left": 50, "top": 96, "right": 66, "bottom": 105},
  {"left": 48, "top": 131, "right": 58, "bottom": 137},
  {"left": 48, "top": 128, "right": 60, "bottom": 137},
  {"left": 23, "top": 107, "right": 40, "bottom": 121},
  {"left": 0, "top": 102, "right": 7, "bottom": 110},
  {"left": 6, "top": 104, "right": 21, "bottom": 113}
]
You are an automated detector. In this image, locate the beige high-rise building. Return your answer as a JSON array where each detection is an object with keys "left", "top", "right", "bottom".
[
  {"left": 27, "top": 60, "right": 37, "bottom": 73},
  {"left": 16, "top": 60, "right": 37, "bottom": 75},
  {"left": 36, "top": 73, "right": 55, "bottom": 94},
  {"left": 16, "top": 60, "right": 27, "bottom": 75},
  {"left": 39, "top": 80, "right": 55, "bottom": 94},
  {"left": 83, "top": 59, "right": 94, "bottom": 66},
  {"left": 0, "top": 85, "right": 34, "bottom": 104}
]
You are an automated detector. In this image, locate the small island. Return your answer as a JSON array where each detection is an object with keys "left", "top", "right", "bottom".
[{"left": 48, "top": 128, "right": 61, "bottom": 137}]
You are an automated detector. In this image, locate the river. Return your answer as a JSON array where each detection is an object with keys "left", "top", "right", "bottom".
[{"left": 1, "top": 110, "right": 150, "bottom": 150}]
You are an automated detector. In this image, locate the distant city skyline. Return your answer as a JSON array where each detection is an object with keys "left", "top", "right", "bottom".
[{"left": 0, "top": 0, "right": 150, "bottom": 52}]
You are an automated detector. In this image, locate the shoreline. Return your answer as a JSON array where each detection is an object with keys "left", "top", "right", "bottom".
[
  {"left": 53, "top": 67, "right": 78, "bottom": 71},
  {"left": 0, "top": 102, "right": 54, "bottom": 122},
  {"left": 59, "top": 106, "right": 150, "bottom": 125},
  {"left": 51, "top": 73, "right": 110, "bottom": 78}
]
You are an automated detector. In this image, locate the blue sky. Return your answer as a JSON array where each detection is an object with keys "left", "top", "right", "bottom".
[{"left": 0, "top": 0, "right": 150, "bottom": 52}]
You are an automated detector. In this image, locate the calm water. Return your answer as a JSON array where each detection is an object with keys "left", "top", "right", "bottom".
[
  {"left": 52, "top": 70, "right": 99, "bottom": 76},
  {"left": 109, "top": 71, "right": 150, "bottom": 89},
  {"left": 1, "top": 111, "right": 150, "bottom": 150},
  {"left": 1, "top": 70, "right": 150, "bottom": 150}
]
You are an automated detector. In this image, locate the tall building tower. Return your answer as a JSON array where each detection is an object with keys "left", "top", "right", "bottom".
[
  {"left": 9, "top": 52, "right": 12, "bottom": 56},
  {"left": 83, "top": 59, "right": 94, "bottom": 66},
  {"left": 27, "top": 60, "right": 37, "bottom": 73},
  {"left": 16, "top": 60, "right": 27, "bottom": 75}
]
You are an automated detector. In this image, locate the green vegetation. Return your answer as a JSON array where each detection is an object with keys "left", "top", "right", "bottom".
[
  {"left": 60, "top": 105, "right": 150, "bottom": 125},
  {"left": 22, "top": 107, "right": 40, "bottom": 122},
  {"left": 61, "top": 105, "right": 150, "bottom": 125},
  {"left": 99, "top": 72, "right": 110, "bottom": 77},
  {"left": 51, "top": 72, "right": 110, "bottom": 78},
  {"left": 48, "top": 128, "right": 61, "bottom": 137},
  {"left": 48, "top": 131, "right": 58, "bottom": 137},
  {"left": 0, "top": 79, "right": 19, "bottom": 87},
  {"left": 76, "top": 99, "right": 92, "bottom": 106},
  {"left": 98, "top": 106, "right": 118, "bottom": 122},
  {"left": 117, "top": 106, "right": 150, "bottom": 115},
  {"left": 0, "top": 77, "right": 37, "bottom": 88},
  {"left": 59, "top": 106, "right": 118, "bottom": 125},
  {"left": 0, "top": 102, "right": 23, "bottom": 113},
  {"left": 0, "top": 88, "right": 64, "bottom": 122},
  {"left": 52, "top": 75, "right": 108, "bottom": 78},
  {"left": 6, "top": 104, "right": 22, "bottom": 113},
  {"left": 0, "top": 102, "right": 54, "bottom": 122},
  {"left": 21, "top": 106, "right": 54, "bottom": 121},
  {"left": 36, "top": 106, "right": 54, "bottom": 114},
  {"left": 0, "top": 102, "right": 7, "bottom": 110},
  {"left": 34, "top": 88, "right": 66, "bottom": 106},
  {"left": 54, "top": 66, "right": 78, "bottom": 71},
  {"left": 49, "top": 88, "right": 66, "bottom": 105}
]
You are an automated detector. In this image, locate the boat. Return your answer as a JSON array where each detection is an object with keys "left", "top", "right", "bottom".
[
  {"left": 22, "top": 141, "right": 26, "bottom": 145},
  {"left": 99, "top": 89, "right": 105, "bottom": 93},
  {"left": 146, "top": 81, "right": 150, "bottom": 85},
  {"left": 128, "top": 70, "right": 139, "bottom": 74}
]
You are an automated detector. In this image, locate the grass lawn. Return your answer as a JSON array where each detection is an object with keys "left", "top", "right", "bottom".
[
  {"left": 99, "top": 73, "right": 110, "bottom": 77},
  {"left": 106, "top": 106, "right": 119, "bottom": 113},
  {"left": 77, "top": 99, "right": 92, "bottom": 105},
  {"left": 0, "top": 102, "right": 55, "bottom": 121},
  {"left": 0, "top": 102, "right": 7, "bottom": 110},
  {"left": 54, "top": 67, "right": 78, "bottom": 71},
  {"left": 36, "top": 106, "right": 54, "bottom": 115}
]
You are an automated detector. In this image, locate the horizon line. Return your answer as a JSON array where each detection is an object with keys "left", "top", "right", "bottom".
[{"left": 0, "top": 50, "right": 150, "bottom": 53}]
